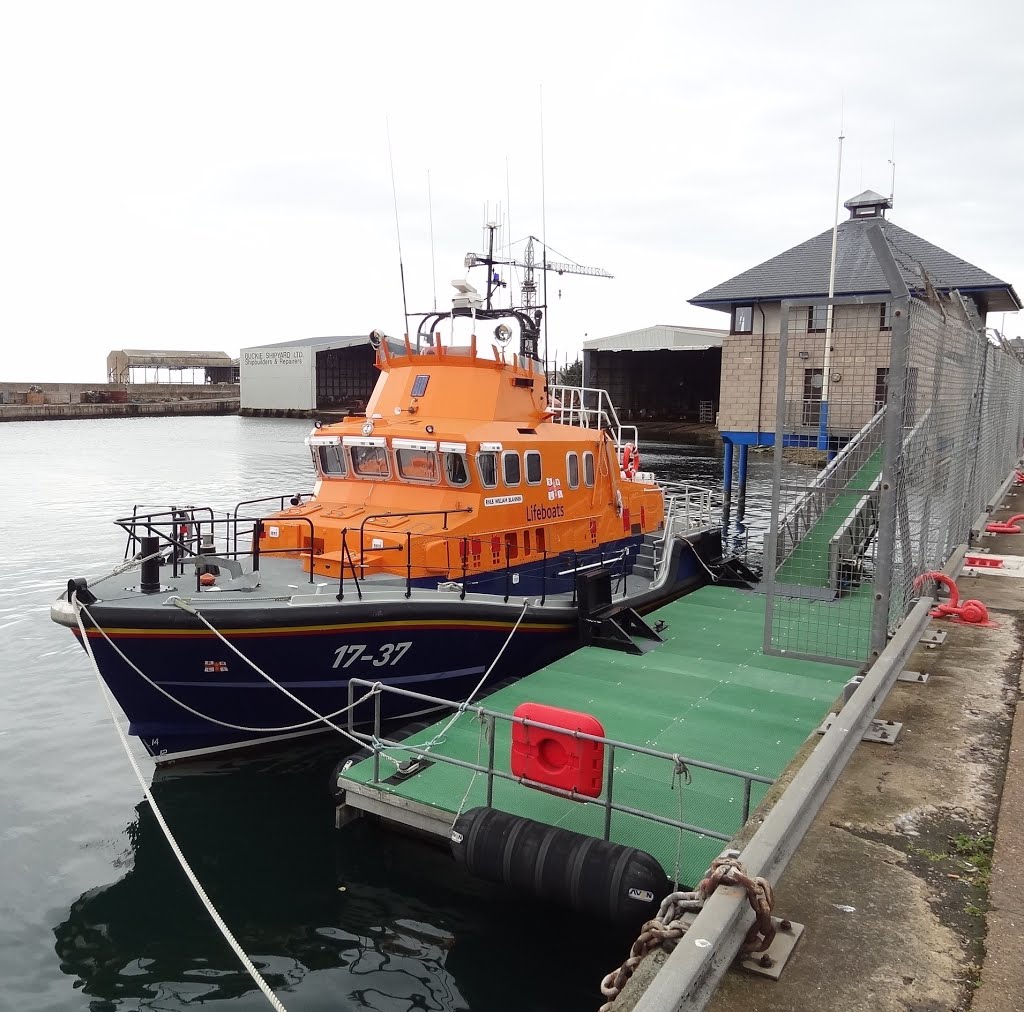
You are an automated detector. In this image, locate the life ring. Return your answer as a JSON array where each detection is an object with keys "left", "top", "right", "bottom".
[{"left": 622, "top": 443, "right": 640, "bottom": 479}]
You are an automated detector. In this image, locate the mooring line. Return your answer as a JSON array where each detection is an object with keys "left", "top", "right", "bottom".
[{"left": 72, "top": 593, "right": 288, "bottom": 1012}]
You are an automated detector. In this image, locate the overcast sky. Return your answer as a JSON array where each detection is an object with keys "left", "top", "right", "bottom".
[{"left": 2, "top": 0, "right": 1022, "bottom": 382}]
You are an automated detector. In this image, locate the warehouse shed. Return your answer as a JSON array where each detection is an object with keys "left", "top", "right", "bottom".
[
  {"left": 239, "top": 334, "right": 405, "bottom": 416},
  {"left": 582, "top": 324, "right": 726, "bottom": 422},
  {"left": 107, "top": 349, "right": 238, "bottom": 384}
]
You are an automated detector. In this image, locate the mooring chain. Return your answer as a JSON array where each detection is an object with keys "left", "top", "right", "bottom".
[{"left": 597, "top": 856, "right": 775, "bottom": 1010}]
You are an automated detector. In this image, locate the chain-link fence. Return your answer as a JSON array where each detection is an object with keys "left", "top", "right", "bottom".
[{"left": 762, "top": 232, "right": 1024, "bottom": 665}]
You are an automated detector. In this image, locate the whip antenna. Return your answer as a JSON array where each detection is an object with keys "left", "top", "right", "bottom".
[
  {"left": 427, "top": 168, "right": 437, "bottom": 312},
  {"left": 386, "top": 118, "right": 411, "bottom": 341}
]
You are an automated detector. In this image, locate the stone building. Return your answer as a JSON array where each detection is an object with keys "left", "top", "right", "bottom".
[{"left": 689, "top": 191, "right": 1020, "bottom": 468}]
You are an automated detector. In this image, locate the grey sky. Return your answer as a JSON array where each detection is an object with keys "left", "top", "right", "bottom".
[{"left": 2, "top": 0, "right": 1021, "bottom": 382}]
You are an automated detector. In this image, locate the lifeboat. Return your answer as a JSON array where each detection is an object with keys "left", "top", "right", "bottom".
[{"left": 50, "top": 264, "right": 724, "bottom": 762}]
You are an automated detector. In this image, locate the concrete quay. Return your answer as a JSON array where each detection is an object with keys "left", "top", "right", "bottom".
[
  {"left": 615, "top": 502, "right": 1024, "bottom": 1011},
  {"left": 0, "top": 398, "right": 239, "bottom": 422}
]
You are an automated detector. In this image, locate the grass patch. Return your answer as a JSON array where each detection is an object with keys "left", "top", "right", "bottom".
[{"left": 949, "top": 833, "right": 994, "bottom": 886}]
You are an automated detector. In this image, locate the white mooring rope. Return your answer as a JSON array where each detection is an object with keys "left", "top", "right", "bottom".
[{"left": 72, "top": 594, "right": 288, "bottom": 1012}]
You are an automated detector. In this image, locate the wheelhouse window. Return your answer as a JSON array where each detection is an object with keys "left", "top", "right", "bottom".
[
  {"left": 444, "top": 452, "right": 470, "bottom": 487},
  {"left": 583, "top": 451, "right": 595, "bottom": 487},
  {"left": 350, "top": 445, "right": 391, "bottom": 478},
  {"left": 807, "top": 305, "right": 829, "bottom": 333},
  {"left": 566, "top": 451, "right": 580, "bottom": 489},
  {"left": 502, "top": 451, "right": 521, "bottom": 487},
  {"left": 476, "top": 451, "right": 498, "bottom": 488},
  {"left": 880, "top": 301, "right": 892, "bottom": 331},
  {"left": 731, "top": 305, "right": 753, "bottom": 335},
  {"left": 396, "top": 448, "right": 439, "bottom": 483},
  {"left": 317, "top": 444, "right": 347, "bottom": 477},
  {"left": 525, "top": 450, "right": 542, "bottom": 485}
]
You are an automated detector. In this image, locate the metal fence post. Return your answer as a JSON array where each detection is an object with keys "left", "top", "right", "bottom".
[{"left": 867, "top": 227, "right": 910, "bottom": 660}]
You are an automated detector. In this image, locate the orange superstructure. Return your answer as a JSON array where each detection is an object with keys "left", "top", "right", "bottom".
[{"left": 264, "top": 332, "right": 664, "bottom": 589}]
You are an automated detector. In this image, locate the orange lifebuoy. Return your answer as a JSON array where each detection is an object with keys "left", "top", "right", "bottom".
[{"left": 622, "top": 443, "right": 640, "bottom": 479}]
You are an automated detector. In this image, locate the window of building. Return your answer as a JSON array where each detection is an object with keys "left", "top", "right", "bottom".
[
  {"left": 396, "top": 448, "right": 439, "bottom": 483},
  {"left": 502, "top": 451, "right": 521, "bottom": 487},
  {"left": 525, "top": 450, "right": 542, "bottom": 485},
  {"left": 316, "top": 445, "right": 346, "bottom": 476},
  {"left": 880, "top": 302, "right": 892, "bottom": 331},
  {"left": 583, "top": 451, "right": 595, "bottom": 487},
  {"left": 731, "top": 305, "right": 753, "bottom": 334},
  {"left": 476, "top": 452, "right": 498, "bottom": 488},
  {"left": 444, "top": 452, "right": 470, "bottom": 487},
  {"left": 566, "top": 452, "right": 580, "bottom": 489},
  {"left": 350, "top": 445, "right": 391, "bottom": 478},
  {"left": 802, "top": 367, "right": 823, "bottom": 427},
  {"left": 875, "top": 367, "right": 889, "bottom": 412},
  {"left": 807, "top": 305, "right": 829, "bottom": 333}
]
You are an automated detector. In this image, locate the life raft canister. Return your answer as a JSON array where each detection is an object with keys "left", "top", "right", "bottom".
[
  {"left": 510, "top": 702, "right": 605, "bottom": 797},
  {"left": 622, "top": 443, "right": 640, "bottom": 479}
]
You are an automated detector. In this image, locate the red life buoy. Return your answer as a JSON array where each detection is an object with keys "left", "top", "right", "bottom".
[{"left": 622, "top": 443, "right": 640, "bottom": 479}]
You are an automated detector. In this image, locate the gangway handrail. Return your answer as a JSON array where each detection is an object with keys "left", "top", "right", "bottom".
[
  {"left": 343, "top": 678, "right": 773, "bottom": 845},
  {"left": 775, "top": 406, "right": 886, "bottom": 570}
]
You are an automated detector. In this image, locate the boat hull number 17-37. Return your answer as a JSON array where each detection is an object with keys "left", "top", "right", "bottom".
[{"left": 332, "top": 642, "right": 412, "bottom": 669}]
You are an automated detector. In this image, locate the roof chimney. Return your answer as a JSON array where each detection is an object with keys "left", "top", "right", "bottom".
[{"left": 844, "top": 189, "right": 893, "bottom": 220}]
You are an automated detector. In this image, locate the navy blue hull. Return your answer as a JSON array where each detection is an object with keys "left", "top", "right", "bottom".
[{"left": 74, "top": 531, "right": 720, "bottom": 760}]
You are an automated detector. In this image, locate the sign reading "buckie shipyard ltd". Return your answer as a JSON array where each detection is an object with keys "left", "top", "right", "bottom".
[{"left": 483, "top": 495, "right": 524, "bottom": 507}]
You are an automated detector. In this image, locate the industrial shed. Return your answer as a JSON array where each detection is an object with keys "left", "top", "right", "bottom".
[
  {"left": 239, "top": 334, "right": 405, "bottom": 416},
  {"left": 107, "top": 349, "right": 238, "bottom": 384},
  {"left": 582, "top": 325, "right": 726, "bottom": 422}
]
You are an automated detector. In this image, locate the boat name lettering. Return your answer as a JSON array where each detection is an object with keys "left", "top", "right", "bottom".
[
  {"left": 332, "top": 642, "right": 412, "bottom": 669},
  {"left": 525, "top": 503, "right": 565, "bottom": 521},
  {"left": 483, "top": 495, "right": 524, "bottom": 507}
]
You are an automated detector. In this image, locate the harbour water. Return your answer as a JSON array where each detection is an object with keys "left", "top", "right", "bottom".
[{"left": 0, "top": 416, "right": 781, "bottom": 1012}]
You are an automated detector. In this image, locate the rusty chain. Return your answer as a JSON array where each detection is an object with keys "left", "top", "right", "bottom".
[{"left": 597, "top": 856, "right": 775, "bottom": 1010}]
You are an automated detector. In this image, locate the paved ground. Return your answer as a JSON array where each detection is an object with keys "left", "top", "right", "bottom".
[{"left": 615, "top": 496, "right": 1024, "bottom": 1011}]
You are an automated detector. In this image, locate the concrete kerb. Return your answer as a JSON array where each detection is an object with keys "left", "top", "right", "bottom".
[{"left": 610, "top": 469, "right": 1024, "bottom": 1012}]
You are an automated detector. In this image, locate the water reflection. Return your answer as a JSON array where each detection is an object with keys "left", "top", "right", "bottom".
[{"left": 52, "top": 741, "right": 627, "bottom": 1011}]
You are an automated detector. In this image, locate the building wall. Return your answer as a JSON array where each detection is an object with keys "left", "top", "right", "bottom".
[
  {"left": 240, "top": 345, "right": 314, "bottom": 410},
  {"left": 718, "top": 301, "right": 893, "bottom": 440}
]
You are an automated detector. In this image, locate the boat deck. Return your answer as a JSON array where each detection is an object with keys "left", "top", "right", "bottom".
[{"left": 336, "top": 584, "right": 851, "bottom": 887}]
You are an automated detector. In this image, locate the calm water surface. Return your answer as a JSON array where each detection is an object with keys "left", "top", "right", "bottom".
[{"left": 0, "top": 416, "right": 778, "bottom": 1012}]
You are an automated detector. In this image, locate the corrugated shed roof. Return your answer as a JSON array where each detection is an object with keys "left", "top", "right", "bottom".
[
  {"left": 690, "top": 217, "right": 1021, "bottom": 313},
  {"left": 109, "top": 350, "right": 233, "bottom": 368},
  {"left": 583, "top": 324, "right": 727, "bottom": 353},
  {"left": 242, "top": 334, "right": 370, "bottom": 352}
]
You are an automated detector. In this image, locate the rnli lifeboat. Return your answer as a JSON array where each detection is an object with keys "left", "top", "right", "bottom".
[{"left": 50, "top": 280, "right": 726, "bottom": 762}]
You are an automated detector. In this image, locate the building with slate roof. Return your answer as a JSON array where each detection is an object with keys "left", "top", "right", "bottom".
[{"left": 689, "top": 190, "right": 1019, "bottom": 451}]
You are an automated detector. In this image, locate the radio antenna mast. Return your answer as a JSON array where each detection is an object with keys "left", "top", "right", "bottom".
[
  {"left": 888, "top": 122, "right": 897, "bottom": 203},
  {"left": 427, "top": 169, "right": 437, "bottom": 312},
  {"left": 540, "top": 85, "right": 549, "bottom": 377},
  {"left": 386, "top": 118, "right": 411, "bottom": 342}
]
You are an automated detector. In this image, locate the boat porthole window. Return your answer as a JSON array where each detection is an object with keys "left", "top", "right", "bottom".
[
  {"left": 566, "top": 452, "right": 580, "bottom": 489},
  {"left": 583, "top": 451, "right": 595, "bottom": 488},
  {"left": 317, "top": 445, "right": 347, "bottom": 477},
  {"left": 444, "top": 452, "right": 470, "bottom": 487},
  {"left": 503, "top": 451, "right": 521, "bottom": 487},
  {"left": 350, "top": 445, "right": 391, "bottom": 479},
  {"left": 476, "top": 451, "right": 498, "bottom": 488},
  {"left": 525, "top": 450, "right": 542, "bottom": 485},
  {"left": 396, "top": 448, "right": 440, "bottom": 483}
]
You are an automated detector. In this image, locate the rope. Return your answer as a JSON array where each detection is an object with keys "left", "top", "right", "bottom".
[
  {"left": 680, "top": 534, "right": 719, "bottom": 583},
  {"left": 71, "top": 593, "right": 288, "bottom": 1012},
  {"left": 669, "top": 756, "right": 691, "bottom": 891},
  {"left": 597, "top": 855, "right": 775, "bottom": 1010},
  {"left": 384, "top": 600, "right": 531, "bottom": 759},
  {"left": 78, "top": 602, "right": 382, "bottom": 735},
  {"left": 169, "top": 598, "right": 395, "bottom": 763},
  {"left": 450, "top": 710, "right": 489, "bottom": 829}
]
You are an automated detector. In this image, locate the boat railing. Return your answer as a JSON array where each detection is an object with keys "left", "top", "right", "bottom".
[
  {"left": 115, "top": 502, "right": 640, "bottom": 606},
  {"left": 342, "top": 678, "right": 774, "bottom": 847},
  {"left": 548, "top": 383, "right": 639, "bottom": 454},
  {"left": 115, "top": 507, "right": 321, "bottom": 589}
]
